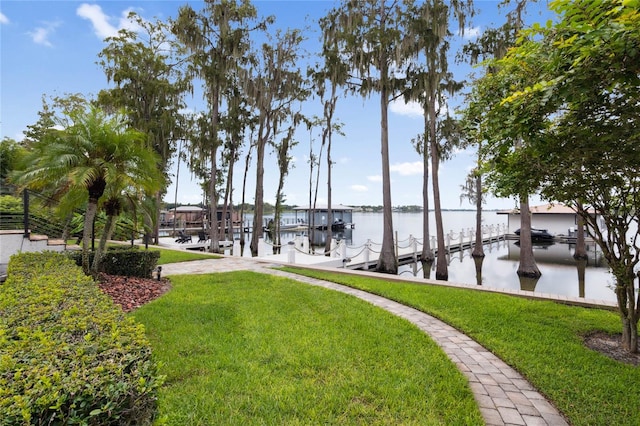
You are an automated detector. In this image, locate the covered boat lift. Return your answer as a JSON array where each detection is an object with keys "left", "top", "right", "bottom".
[{"left": 293, "top": 204, "right": 355, "bottom": 230}]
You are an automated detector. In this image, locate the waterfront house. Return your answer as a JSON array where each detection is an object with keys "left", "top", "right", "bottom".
[{"left": 497, "top": 203, "right": 598, "bottom": 236}]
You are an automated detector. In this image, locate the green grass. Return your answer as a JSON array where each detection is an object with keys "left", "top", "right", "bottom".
[
  {"left": 280, "top": 267, "right": 640, "bottom": 426},
  {"left": 66, "top": 240, "right": 221, "bottom": 264},
  {"left": 132, "top": 271, "right": 483, "bottom": 425},
  {"left": 154, "top": 247, "right": 221, "bottom": 264}
]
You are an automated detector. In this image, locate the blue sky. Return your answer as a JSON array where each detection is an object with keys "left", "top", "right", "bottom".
[{"left": 1, "top": 1, "right": 552, "bottom": 210}]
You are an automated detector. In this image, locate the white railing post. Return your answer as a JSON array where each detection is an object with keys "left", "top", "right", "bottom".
[
  {"left": 411, "top": 235, "right": 417, "bottom": 262},
  {"left": 340, "top": 240, "right": 347, "bottom": 260},
  {"left": 364, "top": 239, "right": 371, "bottom": 268},
  {"left": 258, "top": 237, "right": 266, "bottom": 257},
  {"left": 330, "top": 238, "right": 337, "bottom": 257},
  {"left": 233, "top": 239, "right": 241, "bottom": 257},
  {"left": 303, "top": 236, "right": 309, "bottom": 253},
  {"left": 287, "top": 241, "right": 296, "bottom": 264}
]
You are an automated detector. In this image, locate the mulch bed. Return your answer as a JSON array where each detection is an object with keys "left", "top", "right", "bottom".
[
  {"left": 97, "top": 273, "right": 172, "bottom": 313},
  {"left": 583, "top": 331, "right": 640, "bottom": 366}
]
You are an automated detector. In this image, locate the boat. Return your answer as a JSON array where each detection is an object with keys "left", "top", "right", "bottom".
[
  {"left": 514, "top": 228, "right": 554, "bottom": 242},
  {"left": 316, "top": 218, "right": 347, "bottom": 231}
]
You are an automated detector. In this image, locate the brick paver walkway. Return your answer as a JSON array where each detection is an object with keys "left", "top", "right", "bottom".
[{"left": 161, "top": 257, "right": 569, "bottom": 425}]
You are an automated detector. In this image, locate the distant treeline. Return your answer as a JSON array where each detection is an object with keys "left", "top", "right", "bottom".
[{"left": 163, "top": 203, "right": 485, "bottom": 214}]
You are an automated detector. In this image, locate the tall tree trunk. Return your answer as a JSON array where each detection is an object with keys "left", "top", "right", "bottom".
[
  {"left": 324, "top": 135, "right": 333, "bottom": 255},
  {"left": 430, "top": 102, "right": 447, "bottom": 280},
  {"left": 222, "top": 146, "right": 235, "bottom": 243},
  {"left": 82, "top": 199, "right": 99, "bottom": 275},
  {"left": 92, "top": 213, "right": 116, "bottom": 273},
  {"left": 473, "top": 255, "right": 484, "bottom": 285},
  {"left": 517, "top": 196, "right": 541, "bottom": 277},
  {"left": 574, "top": 202, "right": 587, "bottom": 259},
  {"left": 208, "top": 87, "right": 221, "bottom": 254},
  {"left": 312, "top": 131, "right": 325, "bottom": 254},
  {"left": 250, "top": 131, "right": 267, "bottom": 257},
  {"left": 376, "top": 83, "right": 397, "bottom": 274},
  {"left": 208, "top": 145, "right": 220, "bottom": 253},
  {"left": 472, "top": 174, "right": 485, "bottom": 258},
  {"left": 273, "top": 185, "right": 283, "bottom": 255},
  {"left": 240, "top": 142, "right": 253, "bottom": 256},
  {"left": 308, "top": 130, "right": 315, "bottom": 253},
  {"left": 421, "top": 114, "right": 434, "bottom": 262},
  {"left": 324, "top": 91, "right": 337, "bottom": 255}
]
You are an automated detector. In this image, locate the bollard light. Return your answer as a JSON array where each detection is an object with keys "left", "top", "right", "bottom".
[{"left": 156, "top": 266, "right": 162, "bottom": 281}]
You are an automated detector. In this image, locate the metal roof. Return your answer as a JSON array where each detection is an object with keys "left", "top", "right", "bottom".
[
  {"left": 293, "top": 204, "right": 354, "bottom": 211},
  {"left": 497, "top": 203, "right": 596, "bottom": 215}
]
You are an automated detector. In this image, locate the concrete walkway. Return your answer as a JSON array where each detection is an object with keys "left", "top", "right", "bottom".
[{"left": 161, "top": 257, "right": 570, "bottom": 426}]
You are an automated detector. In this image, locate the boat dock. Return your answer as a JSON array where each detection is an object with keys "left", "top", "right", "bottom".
[
  {"left": 157, "top": 224, "right": 509, "bottom": 270},
  {"left": 255, "top": 224, "right": 509, "bottom": 270}
]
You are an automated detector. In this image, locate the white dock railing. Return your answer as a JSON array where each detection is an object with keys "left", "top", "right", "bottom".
[{"left": 247, "top": 223, "right": 508, "bottom": 268}]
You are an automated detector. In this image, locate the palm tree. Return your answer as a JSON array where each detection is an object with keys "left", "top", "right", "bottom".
[{"left": 13, "top": 106, "right": 161, "bottom": 275}]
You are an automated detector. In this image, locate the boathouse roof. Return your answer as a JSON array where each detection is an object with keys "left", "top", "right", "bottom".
[
  {"left": 293, "top": 204, "right": 354, "bottom": 212},
  {"left": 496, "top": 203, "right": 596, "bottom": 215}
]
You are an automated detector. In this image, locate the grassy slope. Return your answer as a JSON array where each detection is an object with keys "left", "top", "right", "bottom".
[
  {"left": 281, "top": 267, "right": 640, "bottom": 426},
  {"left": 133, "top": 271, "right": 484, "bottom": 425}
]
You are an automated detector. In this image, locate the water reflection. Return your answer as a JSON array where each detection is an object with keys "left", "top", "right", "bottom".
[
  {"left": 398, "top": 240, "right": 615, "bottom": 303},
  {"left": 421, "top": 260, "right": 433, "bottom": 280},
  {"left": 576, "top": 258, "right": 587, "bottom": 298},
  {"left": 518, "top": 274, "right": 541, "bottom": 292}
]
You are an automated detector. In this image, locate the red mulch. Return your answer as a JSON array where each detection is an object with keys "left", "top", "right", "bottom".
[{"left": 97, "top": 273, "right": 172, "bottom": 313}]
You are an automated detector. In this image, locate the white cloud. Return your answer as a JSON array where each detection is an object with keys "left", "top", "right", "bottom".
[
  {"left": 0, "top": 13, "right": 9, "bottom": 24},
  {"left": 462, "top": 26, "right": 481, "bottom": 39},
  {"left": 28, "top": 21, "right": 60, "bottom": 47},
  {"left": 350, "top": 185, "right": 368, "bottom": 192},
  {"left": 76, "top": 3, "right": 140, "bottom": 40},
  {"left": 391, "top": 161, "right": 423, "bottom": 176},
  {"left": 367, "top": 175, "right": 382, "bottom": 183},
  {"left": 389, "top": 98, "right": 423, "bottom": 118}
]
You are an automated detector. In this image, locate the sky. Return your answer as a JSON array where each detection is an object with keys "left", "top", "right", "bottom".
[{"left": 1, "top": 0, "right": 553, "bottom": 210}]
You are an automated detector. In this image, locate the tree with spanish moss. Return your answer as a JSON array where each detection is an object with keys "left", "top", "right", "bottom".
[
  {"left": 172, "top": 0, "right": 267, "bottom": 253},
  {"left": 321, "top": 0, "right": 419, "bottom": 274},
  {"left": 403, "top": 0, "right": 473, "bottom": 280},
  {"left": 246, "top": 28, "right": 308, "bottom": 257}
]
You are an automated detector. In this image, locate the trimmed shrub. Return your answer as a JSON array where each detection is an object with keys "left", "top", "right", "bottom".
[
  {"left": 68, "top": 246, "right": 160, "bottom": 278},
  {"left": 0, "top": 252, "right": 163, "bottom": 425}
]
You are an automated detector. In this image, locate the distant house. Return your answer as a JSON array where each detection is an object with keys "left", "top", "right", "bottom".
[
  {"left": 162, "top": 205, "right": 240, "bottom": 229},
  {"left": 497, "top": 203, "right": 598, "bottom": 236},
  {"left": 168, "top": 205, "right": 205, "bottom": 228},
  {"left": 293, "top": 204, "right": 355, "bottom": 229}
]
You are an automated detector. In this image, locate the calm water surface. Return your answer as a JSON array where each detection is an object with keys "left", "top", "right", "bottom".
[{"left": 243, "top": 211, "right": 617, "bottom": 303}]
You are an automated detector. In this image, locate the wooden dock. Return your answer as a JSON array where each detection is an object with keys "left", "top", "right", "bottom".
[{"left": 256, "top": 224, "right": 509, "bottom": 270}]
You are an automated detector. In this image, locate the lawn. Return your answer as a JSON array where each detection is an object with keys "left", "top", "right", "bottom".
[
  {"left": 154, "top": 246, "right": 221, "bottom": 264},
  {"left": 132, "top": 271, "right": 484, "bottom": 425},
  {"left": 280, "top": 267, "right": 640, "bottom": 426}
]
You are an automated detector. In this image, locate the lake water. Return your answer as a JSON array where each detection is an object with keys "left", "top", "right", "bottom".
[{"left": 238, "top": 211, "right": 617, "bottom": 303}]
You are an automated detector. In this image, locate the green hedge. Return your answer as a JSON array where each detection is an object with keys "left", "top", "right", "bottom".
[
  {"left": 0, "top": 252, "right": 163, "bottom": 425},
  {"left": 68, "top": 246, "right": 161, "bottom": 278}
]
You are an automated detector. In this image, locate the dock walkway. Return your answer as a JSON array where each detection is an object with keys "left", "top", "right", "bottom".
[{"left": 259, "top": 224, "right": 509, "bottom": 270}]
